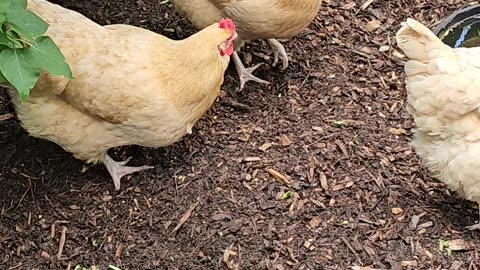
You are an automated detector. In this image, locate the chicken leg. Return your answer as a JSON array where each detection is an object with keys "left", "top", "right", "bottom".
[
  {"left": 103, "top": 154, "right": 154, "bottom": 190},
  {"left": 466, "top": 202, "right": 480, "bottom": 230},
  {"left": 232, "top": 52, "right": 270, "bottom": 90},
  {"left": 268, "top": 39, "right": 289, "bottom": 70}
]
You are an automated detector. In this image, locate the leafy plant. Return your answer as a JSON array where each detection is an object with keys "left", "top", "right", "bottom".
[
  {"left": 280, "top": 190, "right": 293, "bottom": 200},
  {"left": 439, "top": 239, "right": 452, "bottom": 256},
  {"left": 0, "top": 0, "right": 73, "bottom": 101},
  {"left": 73, "top": 265, "right": 90, "bottom": 270}
]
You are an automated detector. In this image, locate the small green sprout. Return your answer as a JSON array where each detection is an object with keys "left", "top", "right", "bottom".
[
  {"left": 439, "top": 239, "right": 452, "bottom": 256},
  {"left": 280, "top": 191, "right": 294, "bottom": 200}
]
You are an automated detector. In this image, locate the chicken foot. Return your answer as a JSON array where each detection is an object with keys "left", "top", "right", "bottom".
[
  {"left": 104, "top": 154, "right": 154, "bottom": 190},
  {"left": 233, "top": 52, "right": 270, "bottom": 90},
  {"left": 268, "top": 39, "right": 289, "bottom": 70},
  {"left": 465, "top": 202, "right": 480, "bottom": 230}
]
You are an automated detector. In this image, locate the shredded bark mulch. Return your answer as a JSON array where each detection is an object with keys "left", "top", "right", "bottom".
[{"left": 1, "top": 0, "right": 479, "bottom": 269}]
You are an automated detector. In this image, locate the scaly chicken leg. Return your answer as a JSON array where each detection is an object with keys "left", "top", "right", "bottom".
[
  {"left": 466, "top": 203, "right": 480, "bottom": 230},
  {"left": 232, "top": 39, "right": 288, "bottom": 90},
  {"left": 232, "top": 52, "right": 270, "bottom": 90},
  {"left": 104, "top": 154, "right": 154, "bottom": 190},
  {"left": 268, "top": 39, "right": 289, "bottom": 70}
]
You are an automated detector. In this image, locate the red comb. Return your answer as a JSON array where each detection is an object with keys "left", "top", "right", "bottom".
[{"left": 219, "top": 18, "right": 235, "bottom": 33}]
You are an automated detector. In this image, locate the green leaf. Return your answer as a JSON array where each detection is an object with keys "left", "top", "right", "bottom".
[
  {"left": 25, "top": 36, "right": 73, "bottom": 79},
  {"left": 0, "top": 22, "right": 6, "bottom": 33},
  {"left": 5, "top": 30, "right": 25, "bottom": 48},
  {"left": 0, "top": 0, "right": 11, "bottom": 15},
  {"left": 0, "top": 70, "right": 6, "bottom": 84},
  {"left": 0, "top": 15, "right": 5, "bottom": 27},
  {"left": 280, "top": 191, "right": 293, "bottom": 200},
  {"left": 0, "top": 30, "right": 23, "bottom": 48},
  {"left": 0, "top": 30, "right": 9, "bottom": 45},
  {"left": 0, "top": 48, "right": 39, "bottom": 100},
  {"left": 6, "top": 3, "right": 48, "bottom": 41},
  {"left": 9, "top": 0, "right": 26, "bottom": 11},
  {"left": 439, "top": 239, "right": 448, "bottom": 248}
]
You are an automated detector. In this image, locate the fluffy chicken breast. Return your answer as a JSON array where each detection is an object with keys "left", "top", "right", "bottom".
[
  {"left": 171, "top": 0, "right": 323, "bottom": 90},
  {"left": 396, "top": 18, "right": 480, "bottom": 230},
  {"left": 11, "top": 0, "right": 237, "bottom": 190}
]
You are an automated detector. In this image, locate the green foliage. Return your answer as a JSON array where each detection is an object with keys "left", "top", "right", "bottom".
[
  {"left": 280, "top": 190, "right": 293, "bottom": 200},
  {"left": 0, "top": 0, "right": 73, "bottom": 101},
  {"left": 439, "top": 240, "right": 452, "bottom": 256}
]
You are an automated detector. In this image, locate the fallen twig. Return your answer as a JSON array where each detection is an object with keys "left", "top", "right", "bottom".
[
  {"left": 266, "top": 168, "right": 291, "bottom": 187},
  {"left": 57, "top": 226, "right": 67, "bottom": 259},
  {"left": 172, "top": 201, "right": 199, "bottom": 234},
  {"left": 0, "top": 113, "right": 13, "bottom": 121},
  {"left": 360, "top": 0, "right": 375, "bottom": 11},
  {"left": 115, "top": 244, "right": 124, "bottom": 258},
  {"left": 221, "top": 97, "right": 250, "bottom": 111}
]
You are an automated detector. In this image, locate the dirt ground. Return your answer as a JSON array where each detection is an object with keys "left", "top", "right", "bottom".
[{"left": 1, "top": 0, "right": 480, "bottom": 269}]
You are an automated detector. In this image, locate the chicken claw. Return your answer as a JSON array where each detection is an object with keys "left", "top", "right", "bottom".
[
  {"left": 268, "top": 39, "right": 289, "bottom": 70},
  {"left": 232, "top": 52, "right": 270, "bottom": 90},
  {"left": 104, "top": 154, "right": 154, "bottom": 190}
]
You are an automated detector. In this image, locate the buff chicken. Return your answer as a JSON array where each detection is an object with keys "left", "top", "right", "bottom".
[
  {"left": 170, "top": 0, "right": 323, "bottom": 90},
  {"left": 396, "top": 18, "right": 480, "bottom": 230},
  {"left": 10, "top": 0, "right": 237, "bottom": 190}
]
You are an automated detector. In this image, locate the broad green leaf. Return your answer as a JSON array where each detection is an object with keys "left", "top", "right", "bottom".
[
  {"left": 0, "top": 30, "right": 9, "bottom": 45},
  {"left": 0, "top": 15, "right": 5, "bottom": 27},
  {"left": 4, "top": 29, "right": 25, "bottom": 48},
  {"left": 25, "top": 36, "right": 73, "bottom": 79},
  {"left": 0, "top": 30, "right": 22, "bottom": 48},
  {"left": 0, "top": 48, "right": 39, "bottom": 100},
  {"left": 0, "top": 0, "right": 11, "bottom": 15},
  {"left": 7, "top": 4, "right": 48, "bottom": 41},
  {"left": 0, "top": 70, "right": 6, "bottom": 84},
  {"left": 9, "top": 0, "right": 26, "bottom": 11}
]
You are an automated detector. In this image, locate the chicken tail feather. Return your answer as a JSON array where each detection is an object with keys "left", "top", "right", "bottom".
[{"left": 396, "top": 18, "right": 450, "bottom": 62}]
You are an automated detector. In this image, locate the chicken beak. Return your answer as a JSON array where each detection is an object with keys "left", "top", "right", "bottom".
[{"left": 225, "top": 32, "right": 237, "bottom": 48}]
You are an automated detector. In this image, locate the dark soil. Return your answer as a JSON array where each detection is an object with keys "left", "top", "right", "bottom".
[{"left": 1, "top": 0, "right": 480, "bottom": 269}]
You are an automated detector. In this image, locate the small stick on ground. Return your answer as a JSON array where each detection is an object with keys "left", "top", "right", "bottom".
[
  {"left": 266, "top": 168, "right": 291, "bottom": 187},
  {"left": 341, "top": 237, "right": 362, "bottom": 265},
  {"left": 57, "top": 226, "right": 67, "bottom": 259},
  {"left": 115, "top": 244, "right": 124, "bottom": 258},
  {"left": 221, "top": 97, "right": 250, "bottom": 111},
  {"left": 172, "top": 201, "right": 199, "bottom": 234},
  {"left": 50, "top": 223, "right": 56, "bottom": 239},
  {"left": 360, "top": 0, "right": 375, "bottom": 10},
  {"left": 0, "top": 113, "right": 13, "bottom": 121},
  {"left": 355, "top": 0, "right": 375, "bottom": 15}
]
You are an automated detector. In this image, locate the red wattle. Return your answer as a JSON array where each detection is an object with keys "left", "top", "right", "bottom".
[{"left": 225, "top": 44, "right": 234, "bottom": 56}]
